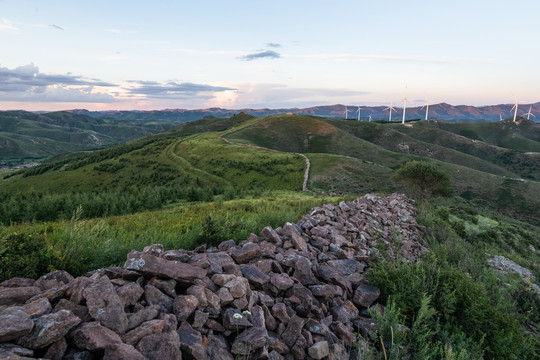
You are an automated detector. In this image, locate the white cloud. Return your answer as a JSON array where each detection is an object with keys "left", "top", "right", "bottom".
[{"left": 0, "top": 18, "right": 17, "bottom": 32}]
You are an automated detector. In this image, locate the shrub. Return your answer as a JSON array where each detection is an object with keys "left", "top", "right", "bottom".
[
  {"left": 0, "top": 231, "right": 53, "bottom": 281},
  {"left": 392, "top": 161, "right": 452, "bottom": 200}
]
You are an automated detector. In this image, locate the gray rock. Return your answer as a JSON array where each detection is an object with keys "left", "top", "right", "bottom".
[
  {"left": 148, "top": 278, "right": 177, "bottom": 297},
  {"left": 0, "top": 343, "right": 34, "bottom": 357},
  {"left": 43, "top": 338, "right": 68, "bottom": 360},
  {"left": 290, "top": 334, "right": 307, "bottom": 360},
  {"left": 270, "top": 273, "right": 294, "bottom": 291},
  {"left": 84, "top": 275, "right": 128, "bottom": 334},
  {"left": 0, "top": 278, "right": 35, "bottom": 288},
  {"left": 222, "top": 308, "right": 253, "bottom": 330},
  {"left": 331, "top": 301, "right": 359, "bottom": 324},
  {"left": 34, "top": 270, "right": 74, "bottom": 291},
  {"left": 0, "top": 306, "right": 34, "bottom": 342},
  {"left": 17, "top": 310, "right": 81, "bottom": 349},
  {"left": 292, "top": 256, "right": 317, "bottom": 286}
]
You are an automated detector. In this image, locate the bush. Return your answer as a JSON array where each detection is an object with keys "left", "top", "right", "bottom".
[
  {"left": 0, "top": 232, "right": 53, "bottom": 281},
  {"left": 392, "top": 161, "right": 452, "bottom": 200}
]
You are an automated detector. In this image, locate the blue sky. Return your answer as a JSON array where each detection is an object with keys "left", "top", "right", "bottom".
[{"left": 1, "top": 0, "right": 538, "bottom": 110}]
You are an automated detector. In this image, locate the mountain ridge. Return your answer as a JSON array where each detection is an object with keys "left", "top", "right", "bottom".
[{"left": 68, "top": 102, "right": 540, "bottom": 123}]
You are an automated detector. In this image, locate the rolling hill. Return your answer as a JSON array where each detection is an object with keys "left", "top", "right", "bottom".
[{"left": 0, "top": 110, "right": 175, "bottom": 167}]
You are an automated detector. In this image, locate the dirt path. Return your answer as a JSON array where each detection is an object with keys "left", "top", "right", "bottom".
[{"left": 218, "top": 131, "right": 311, "bottom": 192}]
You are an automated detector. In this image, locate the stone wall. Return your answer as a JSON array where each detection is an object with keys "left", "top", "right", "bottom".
[{"left": 0, "top": 193, "right": 424, "bottom": 360}]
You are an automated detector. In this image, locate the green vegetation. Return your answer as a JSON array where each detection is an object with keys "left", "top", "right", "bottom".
[
  {"left": 0, "top": 110, "right": 175, "bottom": 167},
  {"left": 392, "top": 160, "right": 452, "bottom": 199},
  {"left": 1, "top": 113, "right": 539, "bottom": 358}
]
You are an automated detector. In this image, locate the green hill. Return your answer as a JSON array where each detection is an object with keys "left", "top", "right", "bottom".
[{"left": 0, "top": 110, "right": 174, "bottom": 167}]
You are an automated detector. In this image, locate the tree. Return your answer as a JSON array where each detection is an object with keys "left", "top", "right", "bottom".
[{"left": 392, "top": 161, "right": 452, "bottom": 200}]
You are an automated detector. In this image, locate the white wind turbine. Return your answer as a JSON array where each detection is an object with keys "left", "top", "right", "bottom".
[
  {"left": 399, "top": 84, "right": 416, "bottom": 124},
  {"left": 421, "top": 93, "right": 432, "bottom": 121},
  {"left": 499, "top": 114, "right": 503, "bottom": 121},
  {"left": 510, "top": 93, "right": 531, "bottom": 123},
  {"left": 385, "top": 102, "right": 397, "bottom": 122},
  {"left": 522, "top": 105, "right": 535, "bottom": 120},
  {"left": 368, "top": 112, "right": 373, "bottom": 122},
  {"left": 344, "top": 106, "right": 350, "bottom": 120},
  {"left": 356, "top": 106, "right": 362, "bottom": 121}
]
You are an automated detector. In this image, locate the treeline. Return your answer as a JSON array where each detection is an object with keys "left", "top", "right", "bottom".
[{"left": 0, "top": 184, "right": 226, "bottom": 224}]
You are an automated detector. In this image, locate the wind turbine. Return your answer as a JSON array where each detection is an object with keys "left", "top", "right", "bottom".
[
  {"left": 385, "top": 102, "right": 397, "bottom": 122},
  {"left": 399, "top": 84, "right": 416, "bottom": 124},
  {"left": 368, "top": 112, "right": 373, "bottom": 122},
  {"left": 344, "top": 106, "right": 350, "bottom": 120},
  {"left": 421, "top": 93, "right": 432, "bottom": 121},
  {"left": 522, "top": 105, "right": 535, "bottom": 120},
  {"left": 356, "top": 106, "right": 362, "bottom": 121},
  {"left": 499, "top": 114, "right": 503, "bottom": 121}
]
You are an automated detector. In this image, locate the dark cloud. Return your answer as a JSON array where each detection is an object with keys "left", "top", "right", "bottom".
[
  {"left": 49, "top": 24, "right": 64, "bottom": 31},
  {"left": 266, "top": 43, "right": 282, "bottom": 48},
  {"left": 0, "top": 64, "right": 116, "bottom": 91},
  {"left": 126, "top": 81, "right": 236, "bottom": 99},
  {"left": 239, "top": 50, "right": 281, "bottom": 61}
]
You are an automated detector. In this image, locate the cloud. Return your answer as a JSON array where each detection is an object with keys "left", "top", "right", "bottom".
[
  {"left": 266, "top": 43, "right": 282, "bottom": 48},
  {"left": 0, "top": 64, "right": 116, "bottom": 91},
  {"left": 48, "top": 24, "right": 64, "bottom": 31},
  {"left": 239, "top": 50, "right": 281, "bottom": 61},
  {"left": 125, "top": 81, "right": 236, "bottom": 99},
  {"left": 0, "top": 18, "right": 17, "bottom": 32},
  {"left": 0, "top": 64, "right": 117, "bottom": 103}
]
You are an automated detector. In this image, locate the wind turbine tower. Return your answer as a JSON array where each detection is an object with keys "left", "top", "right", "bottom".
[
  {"left": 499, "top": 114, "right": 503, "bottom": 121},
  {"left": 344, "top": 106, "right": 350, "bottom": 120},
  {"left": 368, "top": 112, "right": 373, "bottom": 122},
  {"left": 421, "top": 94, "right": 432, "bottom": 121},
  {"left": 523, "top": 105, "right": 535, "bottom": 120},
  {"left": 399, "top": 84, "right": 415, "bottom": 124},
  {"left": 385, "top": 102, "right": 397, "bottom": 122},
  {"left": 356, "top": 106, "right": 362, "bottom": 121}
]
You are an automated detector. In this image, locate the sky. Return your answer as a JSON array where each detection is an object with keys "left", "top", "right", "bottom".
[{"left": 1, "top": 0, "right": 539, "bottom": 111}]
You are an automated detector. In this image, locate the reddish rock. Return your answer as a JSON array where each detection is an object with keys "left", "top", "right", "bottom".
[
  {"left": 232, "top": 242, "right": 261, "bottom": 264},
  {"left": 136, "top": 332, "right": 182, "bottom": 360},
  {"left": 148, "top": 278, "right": 177, "bottom": 297},
  {"left": 83, "top": 275, "right": 128, "bottom": 334},
  {"left": 144, "top": 284, "right": 173, "bottom": 313},
  {"left": 53, "top": 298, "right": 92, "bottom": 322},
  {"left": 127, "top": 304, "right": 160, "bottom": 330},
  {"left": 281, "top": 314, "right": 305, "bottom": 348},
  {"left": 270, "top": 273, "right": 294, "bottom": 291},
  {"left": 34, "top": 270, "right": 74, "bottom": 291},
  {"left": 291, "top": 334, "right": 307, "bottom": 359},
  {"left": 124, "top": 250, "right": 206, "bottom": 283},
  {"left": 68, "top": 277, "right": 94, "bottom": 304},
  {"left": 224, "top": 276, "right": 249, "bottom": 298},
  {"left": 231, "top": 326, "right": 269, "bottom": 356},
  {"left": 121, "top": 319, "right": 165, "bottom": 346},
  {"left": 353, "top": 284, "right": 381, "bottom": 308},
  {"left": 0, "top": 278, "right": 35, "bottom": 288},
  {"left": 172, "top": 295, "right": 198, "bottom": 322},
  {"left": 177, "top": 322, "right": 205, "bottom": 360},
  {"left": 43, "top": 338, "right": 67, "bottom": 360},
  {"left": 17, "top": 310, "right": 81, "bottom": 349},
  {"left": 103, "top": 343, "right": 146, "bottom": 360},
  {"left": 0, "top": 306, "right": 34, "bottom": 342},
  {"left": 205, "top": 334, "right": 234, "bottom": 360},
  {"left": 116, "top": 282, "right": 144, "bottom": 308},
  {"left": 240, "top": 264, "right": 270, "bottom": 288},
  {"left": 69, "top": 321, "right": 122, "bottom": 351},
  {"left": 0, "top": 286, "right": 41, "bottom": 306},
  {"left": 22, "top": 297, "right": 51, "bottom": 319},
  {"left": 308, "top": 341, "right": 329, "bottom": 359}
]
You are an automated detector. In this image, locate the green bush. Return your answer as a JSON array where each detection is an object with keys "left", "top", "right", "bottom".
[
  {"left": 0, "top": 232, "right": 53, "bottom": 281},
  {"left": 392, "top": 160, "right": 452, "bottom": 200}
]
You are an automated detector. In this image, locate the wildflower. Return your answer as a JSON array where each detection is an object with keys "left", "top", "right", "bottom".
[
  {"left": 242, "top": 310, "right": 252, "bottom": 317},
  {"left": 233, "top": 313, "right": 243, "bottom": 320}
]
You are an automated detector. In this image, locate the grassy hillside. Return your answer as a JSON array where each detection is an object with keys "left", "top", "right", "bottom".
[
  {"left": 0, "top": 110, "right": 175, "bottom": 167},
  {"left": 225, "top": 115, "right": 540, "bottom": 226}
]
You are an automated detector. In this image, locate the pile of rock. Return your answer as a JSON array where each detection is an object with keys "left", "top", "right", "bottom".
[{"left": 0, "top": 193, "right": 425, "bottom": 360}]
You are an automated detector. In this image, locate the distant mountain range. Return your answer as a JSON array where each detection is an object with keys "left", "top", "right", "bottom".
[{"left": 69, "top": 103, "right": 540, "bottom": 123}]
